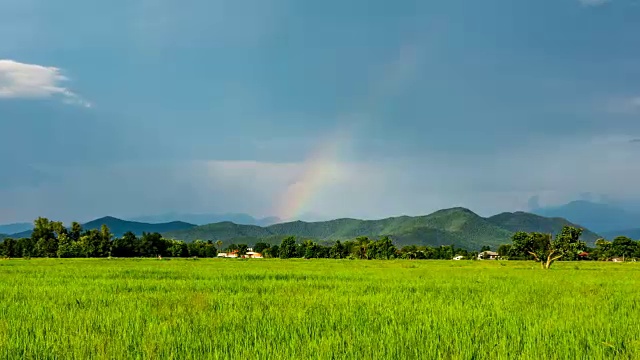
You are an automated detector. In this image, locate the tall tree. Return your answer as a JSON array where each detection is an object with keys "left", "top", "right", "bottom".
[
  {"left": 279, "top": 236, "right": 297, "bottom": 259},
  {"left": 511, "top": 226, "right": 586, "bottom": 269}
]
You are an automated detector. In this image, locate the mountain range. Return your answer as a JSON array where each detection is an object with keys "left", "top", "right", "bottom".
[
  {"left": 163, "top": 207, "right": 600, "bottom": 249},
  {"left": 4, "top": 203, "right": 636, "bottom": 249},
  {"left": 0, "top": 222, "right": 33, "bottom": 235}
]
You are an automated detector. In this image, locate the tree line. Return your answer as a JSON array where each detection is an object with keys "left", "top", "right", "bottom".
[{"left": 0, "top": 218, "right": 638, "bottom": 268}]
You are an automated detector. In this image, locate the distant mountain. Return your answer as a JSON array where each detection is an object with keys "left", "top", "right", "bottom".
[
  {"left": 601, "top": 228, "right": 640, "bottom": 240},
  {"left": 83, "top": 217, "right": 196, "bottom": 237},
  {"left": 0, "top": 223, "right": 33, "bottom": 235},
  {"left": 532, "top": 200, "right": 639, "bottom": 233},
  {"left": 6, "top": 216, "right": 197, "bottom": 238},
  {"left": 128, "top": 213, "right": 281, "bottom": 226},
  {"left": 165, "top": 207, "right": 597, "bottom": 250},
  {"left": 487, "top": 211, "right": 600, "bottom": 243}
]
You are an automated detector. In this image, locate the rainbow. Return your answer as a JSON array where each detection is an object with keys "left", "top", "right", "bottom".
[
  {"left": 273, "top": 43, "right": 420, "bottom": 221},
  {"left": 273, "top": 127, "right": 352, "bottom": 222}
]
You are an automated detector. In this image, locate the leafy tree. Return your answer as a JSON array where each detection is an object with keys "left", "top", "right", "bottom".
[
  {"left": 366, "top": 236, "right": 396, "bottom": 259},
  {"left": 56, "top": 233, "right": 79, "bottom": 258},
  {"left": 511, "top": 226, "right": 586, "bottom": 269},
  {"left": 0, "top": 238, "right": 17, "bottom": 258},
  {"left": 497, "top": 244, "right": 512, "bottom": 258},
  {"left": 354, "top": 236, "right": 370, "bottom": 259},
  {"left": 237, "top": 244, "right": 248, "bottom": 257},
  {"left": 265, "top": 244, "right": 279, "bottom": 258},
  {"left": 611, "top": 236, "right": 637, "bottom": 261},
  {"left": 98, "top": 225, "right": 113, "bottom": 257},
  {"left": 279, "top": 236, "right": 297, "bottom": 259},
  {"left": 31, "top": 217, "right": 58, "bottom": 257},
  {"left": 69, "top": 222, "right": 83, "bottom": 242},
  {"left": 253, "top": 242, "right": 270, "bottom": 254},
  {"left": 139, "top": 232, "right": 165, "bottom": 257},
  {"left": 112, "top": 232, "right": 139, "bottom": 257},
  {"left": 167, "top": 239, "right": 189, "bottom": 257},
  {"left": 330, "top": 240, "right": 346, "bottom": 259}
]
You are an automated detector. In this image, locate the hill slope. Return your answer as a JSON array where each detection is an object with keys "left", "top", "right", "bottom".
[
  {"left": 487, "top": 211, "right": 600, "bottom": 244},
  {"left": 165, "top": 207, "right": 590, "bottom": 249}
]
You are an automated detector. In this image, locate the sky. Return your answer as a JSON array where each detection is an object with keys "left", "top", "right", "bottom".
[{"left": 1, "top": 0, "right": 640, "bottom": 224}]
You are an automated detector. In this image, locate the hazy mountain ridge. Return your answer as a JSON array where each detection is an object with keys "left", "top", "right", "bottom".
[
  {"left": 532, "top": 200, "right": 640, "bottom": 234},
  {"left": 0, "top": 223, "right": 33, "bottom": 235},
  {"left": 128, "top": 213, "right": 281, "bottom": 226}
]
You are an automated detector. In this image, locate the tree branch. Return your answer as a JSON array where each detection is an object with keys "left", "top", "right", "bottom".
[{"left": 527, "top": 251, "right": 540, "bottom": 262}]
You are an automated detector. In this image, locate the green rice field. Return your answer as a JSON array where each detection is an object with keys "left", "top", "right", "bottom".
[{"left": 1, "top": 259, "right": 639, "bottom": 359}]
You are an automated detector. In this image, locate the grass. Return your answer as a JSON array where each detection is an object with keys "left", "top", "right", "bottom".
[{"left": 0, "top": 259, "right": 639, "bottom": 359}]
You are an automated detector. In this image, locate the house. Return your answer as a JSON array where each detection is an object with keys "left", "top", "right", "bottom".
[
  {"left": 610, "top": 257, "right": 624, "bottom": 262},
  {"left": 217, "top": 250, "right": 263, "bottom": 258},
  {"left": 217, "top": 250, "right": 238, "bottom": 258},
  {"left": 477, "top": 251, "right": 499, "bottom": 260},
  {"left": 452, "top": 255, "right": 464, "bottom": 261}
]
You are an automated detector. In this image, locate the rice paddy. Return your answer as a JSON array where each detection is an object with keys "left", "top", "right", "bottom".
[{"left": 0, "top": 258, "right": 639, "bottom": 359}]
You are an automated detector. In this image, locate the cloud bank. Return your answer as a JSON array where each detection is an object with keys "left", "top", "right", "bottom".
[{"left": 0, "top": 60, "right": 91, "bottom": 107}]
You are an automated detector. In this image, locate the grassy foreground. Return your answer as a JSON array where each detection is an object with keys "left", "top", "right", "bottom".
[{"left": 0, "top": 259, "right": 639, "bottom": 359}]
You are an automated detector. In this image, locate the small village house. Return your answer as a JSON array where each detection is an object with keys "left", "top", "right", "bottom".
[
  {"left": 217, "top": 249, "right": 263, "bottom": 259},
  {"left": 477, "top": 251, "right": 499, "bottom": 260}
]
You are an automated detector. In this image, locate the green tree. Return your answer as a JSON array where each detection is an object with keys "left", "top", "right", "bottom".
[
  {"left": 611, "top": 236, "right": 637, "bottom": 261},
  {"left": 69, "top": 222, "right": 83, "bottom": 242},
  {"left": 511, "top": 226, "right": 586, "bottom": 269},
  {"left": 112, "top": 232, "right": 138, "bottom": 257},
  {"left": 56, "top": 233, "right": 79, "bottom": 258},
  {"left": 237, "top": 244, "right": 248, "bottom": 257},
  {"left": 330, "top": 240, "right": 346, "bottom": 259},
  {"left": 253, "top": 242, "right": 270, "bottom": 254},
  {"left": 0, "top": 238, "right": 17, "bottom": 258},
  {"left": 279, "top": 236, "right": 297, "bottom": 259},
  {"left": 497, "top": 244, "right": 512, "bottom": 258},
  {"left": 354, "top": 236, "right": 370, "bottom": 259},
  {"left": 31, "top": 217, "right": 57, "bottom": 257}
]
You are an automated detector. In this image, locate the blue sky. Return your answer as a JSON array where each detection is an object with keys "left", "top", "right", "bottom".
[{"left": 1, "top": 0, "right": 640, "bottom": 223}]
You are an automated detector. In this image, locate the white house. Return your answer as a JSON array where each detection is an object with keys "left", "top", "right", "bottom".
[
  {"left": 453, "top": 255, "right": 464, "bottom": 260},
  {"left": 477, "top": 251, "right": 499, "bottom": 260}
]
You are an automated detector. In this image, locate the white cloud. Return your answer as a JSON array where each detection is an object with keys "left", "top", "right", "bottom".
[
  {"left": 0, "top": 59, "right": 91, "bottom": 107},
  {"left": 579, "top": 0, "right": 611, "bottom": 6}
]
